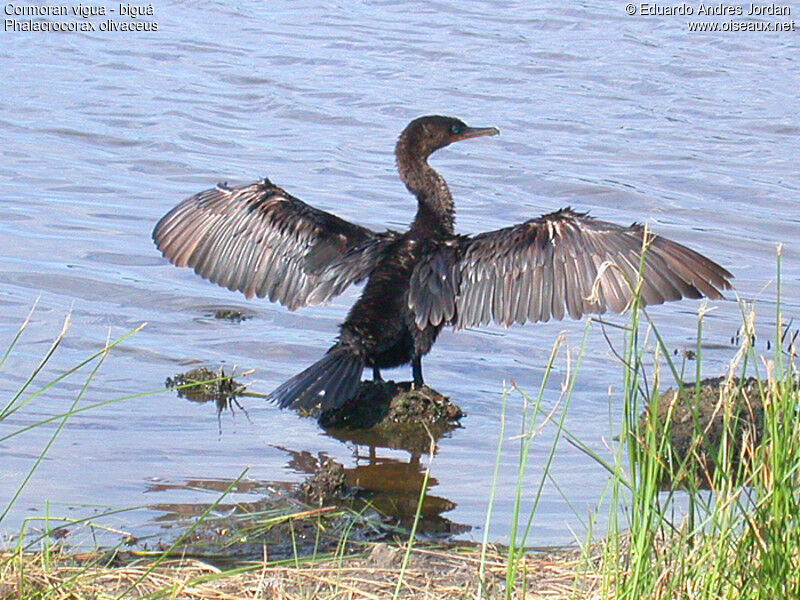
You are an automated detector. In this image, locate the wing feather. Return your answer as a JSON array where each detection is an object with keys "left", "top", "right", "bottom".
[
  {"left": 153, "top": 179, "right": 398, "bottom": 309},
  {"left": 409, "top": 208, "right": 732, "bottom": 329}
]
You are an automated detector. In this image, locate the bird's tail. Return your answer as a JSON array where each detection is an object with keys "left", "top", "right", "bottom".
[{"left": 269, "top": 346, "right": 364, "bottom": 412}]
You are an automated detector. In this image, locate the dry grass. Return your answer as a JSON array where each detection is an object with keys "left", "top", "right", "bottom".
[{"left": 0, "top": 543, "right": 594, "bottom": 599}]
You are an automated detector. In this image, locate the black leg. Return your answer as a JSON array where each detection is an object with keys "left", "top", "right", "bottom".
[
  {"left": 372, "top": 366, "right": 383, "bottom": 382},
  {"left": 412, "top": 356, "right": 424, "bottom": 388}
]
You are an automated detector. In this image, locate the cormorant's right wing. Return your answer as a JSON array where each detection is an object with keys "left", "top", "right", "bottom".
[
  {"left": 409, "top": 208, "right": 732, "bottom": 329},
  {"left": 153, "top": 179, "right": 398, "bottom": 309}
]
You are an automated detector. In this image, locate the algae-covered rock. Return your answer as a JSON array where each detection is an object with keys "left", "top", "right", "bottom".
[
  {"left": 642, "top": 376, "right": 768, "bottom": 489},
  {"left": 319, "top": 381, "right": 463, "bottom": 428},
  {"left": 299, "top": 457, "right": 350, "bottom": 505},
  {"left": 318, "top": 381, "right": 463, "bottom": 453},
  {"left": 213, "top": 308, "right": 248, "bottom": 322},
  {"left": 165, "top": 367, "right": 244, "bottom": 413}
]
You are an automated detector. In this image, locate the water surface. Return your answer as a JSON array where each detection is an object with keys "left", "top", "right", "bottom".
[{"left": 1, "top": 1, "right": 798, "bottom": 547}]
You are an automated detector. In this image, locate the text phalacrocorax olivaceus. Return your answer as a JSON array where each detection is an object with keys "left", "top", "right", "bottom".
[{"left": 153, "top": 115, "right": 733, "bottom": 412}]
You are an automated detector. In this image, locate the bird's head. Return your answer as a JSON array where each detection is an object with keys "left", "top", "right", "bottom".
[{"left": 397, "top": 115, "right": 499, "bottom": 161}]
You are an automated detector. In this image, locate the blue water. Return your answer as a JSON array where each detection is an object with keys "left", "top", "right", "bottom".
[{"left": 1, "top": 1, "right": 798, "bottom": 547}]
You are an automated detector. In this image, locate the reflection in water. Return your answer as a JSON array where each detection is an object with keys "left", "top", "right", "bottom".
[
  {"left": 294, "top": 390, "right": 468, "bottom": 536},
  {"left": 144, "top": 477, "right": 285, "bottom": 525},
  {"left": 144, "top": 454, "right": 466, "bottom": 558},
  {"left": 158, "top": 382, "right": 469, "bottom": 537},
  {"left": 145, "top": 477, "right": 271, "bottom": 497},
  {"left": 163, "top": 369, "right": 468, "bottom": 534},
  {"left": 279, "top": 445, "right": 468, "bottom": 536}
]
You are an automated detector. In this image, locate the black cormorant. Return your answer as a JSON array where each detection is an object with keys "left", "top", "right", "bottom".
[{"left": 153, "top": 115, "right": 732, "bottom": 411}]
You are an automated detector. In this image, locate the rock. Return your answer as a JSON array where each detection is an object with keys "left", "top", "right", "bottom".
[
  {"left": 319, "top": 380, "right": 463, "bottom": 429},
  {"left": 368, "top": 542, "right": 401, "bottom": 568},
  {"left": 299, "top": 457, "right": 350, "bottom": 505},
  {"left": 642, "top": 376, "right": 769, "bottom": 489},
  {"left": 318, "top": 381, "right": 464, "bottom": 453}
]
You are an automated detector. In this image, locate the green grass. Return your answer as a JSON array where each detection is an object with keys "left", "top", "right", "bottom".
[
  {"left": 3, "top": 241, "right": 799, "bottom": 599},
  {"left": 470, "top": 242, "right": 798, "bottom": 599},
  {"left": 0, "top": 307, "right": 148, "bottom": 598},
  {"left": 0, "top": 308, "right": 408, "bottom": 597},
  {"left": 587, "top": 245, "right": 799, "bottom": 600},
  {"left": 1, "top": 308, "right": 146, "bottom": 529}
]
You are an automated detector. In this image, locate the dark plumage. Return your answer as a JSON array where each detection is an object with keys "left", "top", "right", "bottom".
[{"left": 153, "top": 115, "right": 733, "bottom": 412}]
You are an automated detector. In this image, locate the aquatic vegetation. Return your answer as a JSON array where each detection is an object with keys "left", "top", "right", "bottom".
[
  {"left": 582, "top": 247, "right": 800, "bottom": 600},
  {"left": 2, "top": 251, "right": 798, "bottom": 598}
]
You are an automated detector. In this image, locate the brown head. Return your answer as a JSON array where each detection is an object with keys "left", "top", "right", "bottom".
[
  {"left": 396, "top": 116, "right": 499, "bottom": 233},
  {"left": 396, "top": 115, "right": 499, "bottom": 163}
]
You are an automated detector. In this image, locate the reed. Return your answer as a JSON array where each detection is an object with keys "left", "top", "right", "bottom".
[
  {"left": 590, "top": 245, "right": 800, "bottom": 599},
  {"left": 3, "top": 244, "right": 798, "bottom": 599}
]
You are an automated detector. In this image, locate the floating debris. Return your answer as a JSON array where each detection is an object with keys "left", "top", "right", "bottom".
[
  {"left": 212, "top": 308, "right": 248, "bottom": 322},
  {"left": 165, "top": 367, "right": 246, "bottom": 415}
]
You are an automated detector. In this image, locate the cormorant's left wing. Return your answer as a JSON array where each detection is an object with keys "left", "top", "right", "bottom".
[
  {"left": 409, "top": 208, "right": 732, "bottom": 329},
  {"left": 153, "top": 179, "right": 398, "bottom": 309}
]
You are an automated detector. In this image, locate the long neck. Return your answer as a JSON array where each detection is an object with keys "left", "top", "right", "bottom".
[{"left": 396, "top": 144, "right": 455, "bottom": 235}]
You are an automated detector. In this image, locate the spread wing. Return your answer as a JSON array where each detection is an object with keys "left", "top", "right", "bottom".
[
  {"left": 153, "top": 179, "right": 397, "bottom": 309},
  {"left": 409, "top": 208, "right": 733, "bottom": 329}
]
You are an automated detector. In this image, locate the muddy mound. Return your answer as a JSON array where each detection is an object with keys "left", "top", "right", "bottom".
[
  {"left": 319, "top": 381, "right": 462, "bottom": 428},
  {"left": 643, "top": 376, "right": 770, "bottom": 489},
  {"left": 299, "top": 457, "right": 351, "bottom": 505},
  {"left": 318, "top": 381, "right": 463, "bottom": 453}
]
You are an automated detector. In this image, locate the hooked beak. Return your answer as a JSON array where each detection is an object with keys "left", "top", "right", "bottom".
[{"left": 454, "top": 126, "right": 500, "bottom": 142}]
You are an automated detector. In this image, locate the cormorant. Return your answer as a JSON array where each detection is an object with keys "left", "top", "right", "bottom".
[{"left": 153, "top": 115, "right": 732, "bottom": 412}]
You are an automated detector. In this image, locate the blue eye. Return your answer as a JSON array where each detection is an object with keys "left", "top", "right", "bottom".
[{"left": 450, "top": 123, "right": 463, "bottom": 134}]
